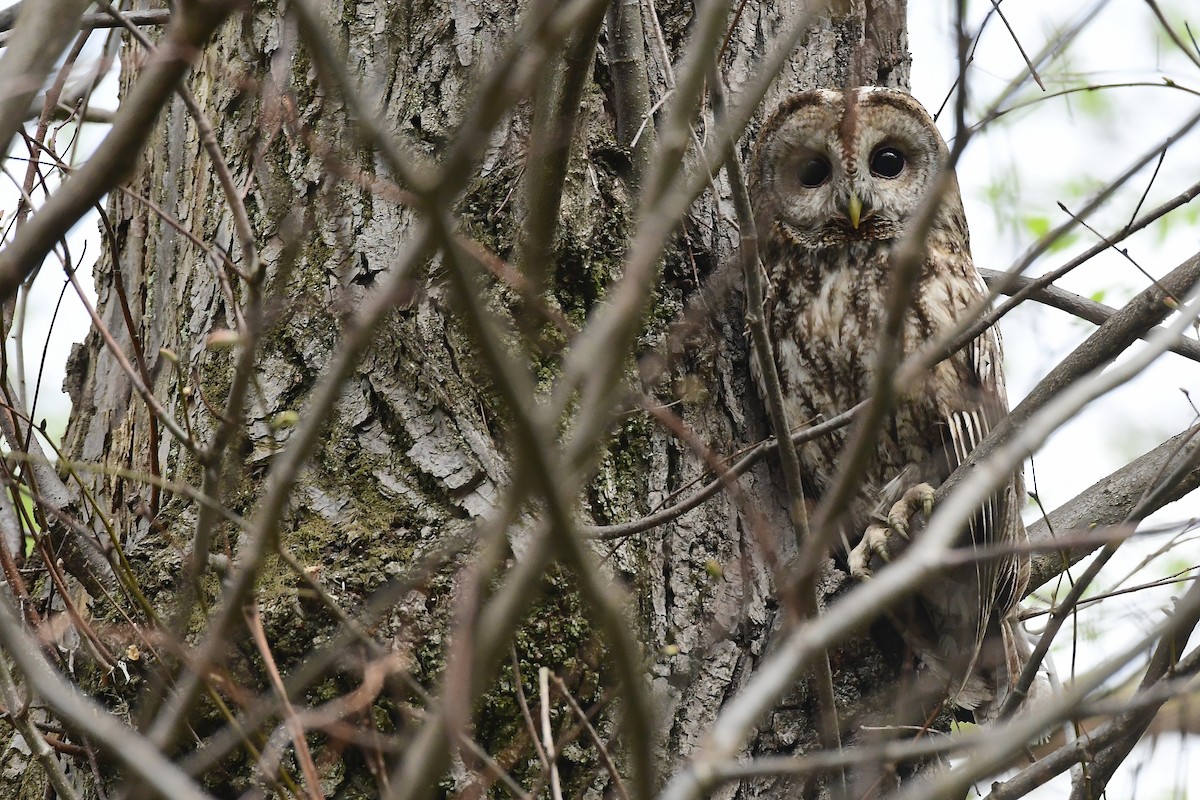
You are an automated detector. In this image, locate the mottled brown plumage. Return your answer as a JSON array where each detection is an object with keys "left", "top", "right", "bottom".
[{"left": 749, "top": 88, "right": 1031, "bottom": 719}]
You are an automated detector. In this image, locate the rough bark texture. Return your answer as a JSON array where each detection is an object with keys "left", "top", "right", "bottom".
[{"left": 22, "top": 1, "right": 917, "bottom": 797}]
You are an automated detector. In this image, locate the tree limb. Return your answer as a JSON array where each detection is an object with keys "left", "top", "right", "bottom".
[
  {"left": 0, "top": 0, "right": 89, "bottom": 160},
  {"left": 1027, "top": 423, "right": 1200, "bottom": 591},
  {"left": 938, "top": 251, "right": 1200, "bottom": 506},
  {"left": 979, "top": 267, "right": 1200, "bottom": 364}
]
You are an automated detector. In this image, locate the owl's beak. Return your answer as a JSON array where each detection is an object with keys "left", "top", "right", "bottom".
[{"left": 847, "top": 192, "right": 863, "bottom": 229}]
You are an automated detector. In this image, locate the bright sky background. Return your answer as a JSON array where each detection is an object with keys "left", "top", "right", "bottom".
[
  {"left": 7, "top": 1, "right": 1200, "bottom": 797},
  {"left": 4, "top": 24, "right": 111, "bottom": 448},
  {"left": 911, "top": 1, "right": 1200, "bottom": 797}
]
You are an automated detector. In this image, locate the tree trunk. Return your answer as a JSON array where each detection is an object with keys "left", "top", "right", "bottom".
[{"left": 46, "top": 1, "right": 912, "bottom": 797}]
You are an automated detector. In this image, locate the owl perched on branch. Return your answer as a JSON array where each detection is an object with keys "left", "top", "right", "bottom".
[{"left": 748, "top": 88, "right": 1032, "bottom": 720}]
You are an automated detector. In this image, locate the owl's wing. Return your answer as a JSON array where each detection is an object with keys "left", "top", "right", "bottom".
[{"left": 939, "top": 322, "right": 1024, "bottom": 654}]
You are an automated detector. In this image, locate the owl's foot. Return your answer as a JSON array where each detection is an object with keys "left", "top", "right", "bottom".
[
  {"left": 847, "top": 522, "right": 895, "bottom": 579},
  {"left": 847, "top": 482, "right": 935, "bottom": 579},
  {"left": 888, "top": 482, "right": 935, "bottom": 538}
]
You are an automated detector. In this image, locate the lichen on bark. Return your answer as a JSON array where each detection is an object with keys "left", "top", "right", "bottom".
[{"left": 21, "top": 1, "right": 920, "bottom": 797}]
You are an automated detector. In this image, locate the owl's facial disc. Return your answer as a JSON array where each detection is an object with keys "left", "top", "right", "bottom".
[
  {"left": 751, "top": 88, "right": 955, "bottom": 252},
  {"left": 848, "top": 96, "right": 949, "bottom": 239},
  {"left": 777, "top": 170, "right": 899, "bottom": 247}
]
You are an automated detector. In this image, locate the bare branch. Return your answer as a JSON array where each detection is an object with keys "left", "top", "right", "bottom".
[
  {"left": 0, "top": 650, "right": 81, "bottom": 800},
  {"left": 939, "top": 251, "right": 1200, "bottom": 505},
  {"left": 988, "top": 647, "right": 1200, "bottom": 798},
  {"left": 0, "top": 588, "right": 214, "bottom": 800},
  {"left": 980, "top": 267, "right": 1200, "bottom": 365},
  {"left": 1028, "top": 424, "right": 1200, "bottom": 590},
  {"left": 0, "top": 0, "right": 242, "bottom": 301},
  {"left": 894, "top": 577, "right": 1200, "bottom": 800},
  {"left": 0, "top": 0, "right": 90, "bottom": 159}
]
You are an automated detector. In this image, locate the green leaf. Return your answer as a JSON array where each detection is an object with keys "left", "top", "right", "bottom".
[{"left": 1023, "top": 215, "right": 1051, "bottom": 238}]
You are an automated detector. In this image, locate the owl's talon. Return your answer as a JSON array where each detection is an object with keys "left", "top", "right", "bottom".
[
  {"left": 848, "top": 522, "right": 895, "bottom": 580},
  {"left": 850, "top": 484, "right": 937, "bottom": 578},
  {"left": 887, "top": 482, "right": 935, "bottom": 539}
]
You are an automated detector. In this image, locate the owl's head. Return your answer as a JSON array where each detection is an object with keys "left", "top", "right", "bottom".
[{"left": 750, "top": 88, "right": 961, "bottom": 251}]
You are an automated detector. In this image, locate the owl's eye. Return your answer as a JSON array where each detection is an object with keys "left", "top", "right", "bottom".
[
  {"left": 797, "top": 157, "right": 831, "bottom": 188},
  {"left": 869, "top": 146, "right": 906, "bottom": 178}
]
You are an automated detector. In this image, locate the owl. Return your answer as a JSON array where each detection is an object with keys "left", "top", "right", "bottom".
[{"left": 748, "top": 87, "right": 1032, "bottom": 720}]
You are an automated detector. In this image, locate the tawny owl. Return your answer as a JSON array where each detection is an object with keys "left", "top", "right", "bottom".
[{"left": 748, "top": 87, "right": 1031, "bottom": 720}]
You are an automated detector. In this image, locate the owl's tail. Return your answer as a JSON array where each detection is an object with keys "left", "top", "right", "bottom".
[
  {"left": 970, "top": 614, "right": 1053, "bottom": 732},
  {"left": 911, "top": 609, "right": 1053, "bottom": 733}
]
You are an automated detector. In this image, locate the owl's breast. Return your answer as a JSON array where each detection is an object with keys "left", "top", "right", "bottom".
[
  {"left": 767, "top": 257, "right": 883, "bottom": 486},
  {"left": 765, "top": 246, "right": 975, "bottom": 496},
  {"left": 770, "top": 250, "right": 888, "bottom": 406}
]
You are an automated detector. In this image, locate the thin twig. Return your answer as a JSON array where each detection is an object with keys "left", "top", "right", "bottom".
[
  {"left": 978, "top": 268, "right": 1200, "bottom": 364},
  {"left": 990, "top": 0, "right": 1046, "bottom": 90},
  {"left": 538, "top": 668, "right": 563, "bottom": 800},
  {"left": 0, "top": 0, "right": 243, "bottom": 301},
  {"left": 1146, "top": 0, "right": 1200, "bottom": 70},
  {"left": 0, "top": 653, "right": 82, "bottom": 800},
  {"left": 585, "top": 404, "right": 861, "bottom": 539},
  {"left": 0, "top": 589, "right": 214, "bottom": 799},
  {"left": 711, "top": 69, "right": 841, "bottom": 766},
  {"left": 245, "top": 602, "right": 325, "bottom": 799}
]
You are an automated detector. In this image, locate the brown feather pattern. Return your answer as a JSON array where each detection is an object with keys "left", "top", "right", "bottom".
[{"left": 749, "top": 88, "right": 1032, "bottom": 718}]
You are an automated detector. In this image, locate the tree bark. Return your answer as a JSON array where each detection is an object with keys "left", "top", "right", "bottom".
[{"left": 35, "top": 1, "right": 915, "bottom": 797}]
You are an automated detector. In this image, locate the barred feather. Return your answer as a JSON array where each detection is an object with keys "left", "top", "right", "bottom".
[{"left": 750, "top": 88, "right": 1034, "bottom": 719}]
